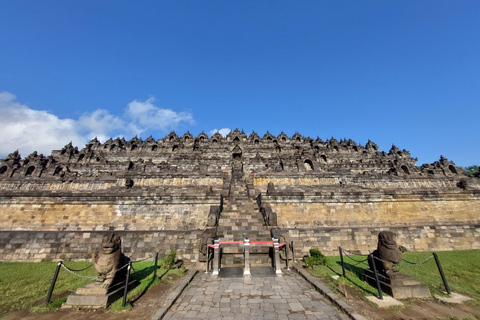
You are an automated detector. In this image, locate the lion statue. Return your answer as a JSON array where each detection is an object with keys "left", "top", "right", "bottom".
[
  {"left": 93, "top": 233, "right": 130, "bottom": 288},
  {"left": 369, "top": 231, "right": 407, "bottom": 279}
]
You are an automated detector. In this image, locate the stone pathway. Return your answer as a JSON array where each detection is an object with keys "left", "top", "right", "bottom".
[{"left": 163, "top": 268, "right": 349, "bottom": 320}]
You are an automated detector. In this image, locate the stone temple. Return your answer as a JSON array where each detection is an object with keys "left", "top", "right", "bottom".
[{"left": 0, "top": 129, "right": 479, "bottom": 266}]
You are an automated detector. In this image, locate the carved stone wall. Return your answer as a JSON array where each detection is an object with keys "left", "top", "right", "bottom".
[{"left": 1, "top": 129, "right": 479, "bottom": 263}]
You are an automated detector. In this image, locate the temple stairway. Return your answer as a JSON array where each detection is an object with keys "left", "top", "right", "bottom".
[{"left": 216, "top": 162, "right": 272, "bottom": 266}]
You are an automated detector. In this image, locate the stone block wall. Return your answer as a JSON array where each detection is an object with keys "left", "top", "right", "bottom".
[
  {"left": 0, "top": 230, "right": 204, "bottom": 265},
  {"left": 1, "top": 224, "right": 478, "bottom": 266},
  {"left": 0, "top": 194, "right": 220, "bottom": 231},
  {"left": 261, "top": 193, "right": 480, "bottom": 228},
  {"left": 287, "top": 224, "right": 480, "bottom": 258}
]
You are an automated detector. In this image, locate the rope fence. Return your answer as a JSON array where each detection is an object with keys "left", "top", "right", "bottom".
[
  {"left": 338, "top": 247, "right": 451, "bottom": 300},
  {"left": 46, "top": 252, "right": 160, "bottom": 307}
]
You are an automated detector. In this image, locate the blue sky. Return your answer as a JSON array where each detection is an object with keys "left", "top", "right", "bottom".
[{"left": 1, "top": 1, "right": 479, "bottom": 166}]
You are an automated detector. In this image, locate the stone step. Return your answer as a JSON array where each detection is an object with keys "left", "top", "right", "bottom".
[
  {"left": 218, "top": 231, "right": 272, "bottom": 242},
  {"left": 362, "top": 270, "right": 431, "bottom": 299},
  {"left": 220, "top": 253, "right": 272, "bottom": 267},
  {"left": 217, "top": 226, "right": 267, "bottom": 232},
  {"left": 218, "top": 220, "right": 265, "bottom": 225}
]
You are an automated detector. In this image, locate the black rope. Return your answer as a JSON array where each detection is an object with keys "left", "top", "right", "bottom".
[
  {"left": 61, "top": 263, "right": 93, "bottom": 272},
  {"left": 341, "top": 248, "right": 369, "bottom": 263}
]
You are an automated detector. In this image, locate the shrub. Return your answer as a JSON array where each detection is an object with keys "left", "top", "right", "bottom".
[
  {"left": 305, "top": 249, "right": 328, "bottom": 268},
  {"left": 164, "top": 252, "right": 176, "bottom": 269}
]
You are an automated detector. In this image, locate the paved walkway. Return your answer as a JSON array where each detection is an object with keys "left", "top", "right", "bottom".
[{"left": 163, "top": 268, "right": 349, "bottom": 320}]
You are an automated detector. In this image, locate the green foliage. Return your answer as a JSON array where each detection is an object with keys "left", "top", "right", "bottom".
[
  {"left": 0, "top": 259, "right": 186, "bottom": 317},
  {"left": 307, "top": 250, "right": 480, "bottom": 302},
  {"left": 109, "top": 260, "right": 184, "bottom": 312},
  {"left": 0, "top": 261, "right": 96, "bottom": 317},
  {"left": 164, "top": 252, "right": 176, "bottom": 269},
  {"left": 462, "top": 165, "right": 480, "bottom": 177},
  {"left": 304, "top": 249, "right": 328, "bottom": 268}
]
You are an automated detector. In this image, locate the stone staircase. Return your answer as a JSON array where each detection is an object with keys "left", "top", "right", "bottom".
[{"left": 215, "top": 162, "right": 272, "bottom": 266}]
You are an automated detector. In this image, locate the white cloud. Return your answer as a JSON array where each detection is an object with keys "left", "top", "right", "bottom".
[
  {"left": 0, "top": 92, "right": 85, "bottom": 157},
  {"left": 0, "top": 92, "right": 196, "bottom": 158},
  {"left": 209, "top": 128, "right": 231, "bottom": 137},
  {"left": 77, "top": 109, "right": 129, "bottom": 142},
  {"left": 126, "top": 97, "right": 195, "bottom": 134}
]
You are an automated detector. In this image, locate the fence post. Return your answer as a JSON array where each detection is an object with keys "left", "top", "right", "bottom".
[
  {"left": 244, "top": 238, "right": 251, "bottom": 275},
  {"left": 273, "top": 237, "right": 282, "bottom": 275},
  {"left": 285, "top": 243, "right": 291, "bottom": 270},
  {"left": 291, "top": 241, "right": 296, "bottom": 263},
  {"left": 433, "top": 252, "right": 451, "bottom": 295},
  {"left": 213, "top": 238, "right": 220, "bottom": 276},
  {"left": 122, "top": 261, "right": 132, "bottom": 308},
  {"left": 154, "top": 253, "right": 158, "bottom": 278},
  {"left": 45, "top": 261, "right": 62, "bottom": 304},
  {"left": 339, "top": 247, "right": 346, "bottom": 277},
  {"left": 369, "top": 254, "right": 383, "bottom": 300}
]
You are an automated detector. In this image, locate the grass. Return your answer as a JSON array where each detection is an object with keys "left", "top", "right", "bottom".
[
  {"left": 0, "top": 257, "right": 185, "bottom": 317},
  {"left": 109, "top": 261, "right": 184, "bottom": 312},
  {"left": 1, "top": 261, "right": 95, "bottom": 317},
  {"left": 306, "top": 250, "right": 480, "bottom": 302}
]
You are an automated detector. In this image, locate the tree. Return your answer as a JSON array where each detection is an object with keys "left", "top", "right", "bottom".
[{"left": 462, "top": 165, "right": 480, "bottom": 177}]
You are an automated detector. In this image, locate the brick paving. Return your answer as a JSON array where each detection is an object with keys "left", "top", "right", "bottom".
[{"left": 163, "top": 269, "right": 349, "bottom": 320}]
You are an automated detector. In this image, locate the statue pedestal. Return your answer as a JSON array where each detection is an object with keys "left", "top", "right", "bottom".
[
  {"left": 362, "top": 269, "right": 430, "bottom": 299},
  {"left": 63, "top": 280, "right": 137, "bottom": 308}
]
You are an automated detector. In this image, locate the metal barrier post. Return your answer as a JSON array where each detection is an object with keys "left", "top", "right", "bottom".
[
  {"left": 244, "top": 238, "right": 251, "bottom": 275},
  {"left": 369, "top": 254, "right": 383, "bottom": 300},
  {"left": 433, "top": 252, "right": 451, "bottom": 295},
  {"left": 122, "top": 261, "right": 132, "bottom": 307},
  {"left": 154, "top": 253, "right": 158, "bottom": 278},
  {"left": 339, "top": 247, "right": 346, "bottom": 277},
  {"left": 291, "top": 241, "right": 296, "bottom": 263},
  {"left": 213, "top": 238, "right": 220, "bottom": 276},
  {"left": 273, "top": 237, "right": 282, "bottom": 275},
  {"left": 285, "top": 243, "right": 291, "bottom": 270},
  {"left": 45, "top": 261, "right": 62, "bottom": 304}
]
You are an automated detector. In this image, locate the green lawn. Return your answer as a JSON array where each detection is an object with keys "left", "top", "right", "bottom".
[
  {"left": 307, "top": 250, "right": 480, "bottom": 301},
  {"left": 0, "top": 257, "right": 184, "bottom": 317}
]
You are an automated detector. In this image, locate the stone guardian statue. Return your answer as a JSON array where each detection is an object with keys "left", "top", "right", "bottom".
[
  {"left": 93, "top": 233, "right": 130, "bottom": 288},
  {"left": 369, "top": 231, "right": 407, "bottom": 279}
]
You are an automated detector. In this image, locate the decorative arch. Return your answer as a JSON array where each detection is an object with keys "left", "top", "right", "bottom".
[
  {"left": 232, "top": 145, "right": 242, "bottom": 160},
  {"left": 25, "top": 166, "right": 35, "bottom": 176},
  {"left": 53, "top": 166, "right": 62, "bottom": 176},
  {"left": 0, "top": 166, "right": 7, "bottom": 175},
  {"left": 449, "top": 165, "right": 458, "bottom": 174},
  {"left": 401, "top": 165, "right": 410, "bottom": 174},
  {"left": 304, "top": 160, "right": 314, "bottom": 171},
  {"left": 172, "top": 145, "right": 178, "bottom": 152}
]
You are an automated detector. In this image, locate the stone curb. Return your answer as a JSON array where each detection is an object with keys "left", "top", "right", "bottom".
[
  {"left": 293, "top": 265, "right": 368, "bottom": 320},
  {"left": 150, "top": 268, "right": 198, "bottom": 320}
]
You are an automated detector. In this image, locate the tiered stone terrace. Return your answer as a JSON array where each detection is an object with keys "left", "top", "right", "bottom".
[{"left": 0, "top": 129, "right": 479, "bottom": 265}]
